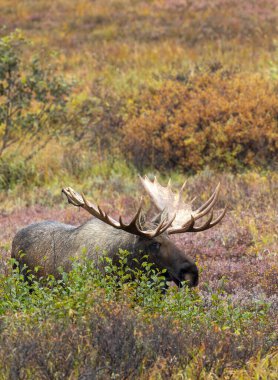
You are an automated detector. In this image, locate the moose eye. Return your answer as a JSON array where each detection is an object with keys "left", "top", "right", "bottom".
[{"left": 149, "top": 242, "right": 161, "bottom": 252}]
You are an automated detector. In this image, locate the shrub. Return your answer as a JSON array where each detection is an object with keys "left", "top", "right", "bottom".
[
  {"left": 122, "top": 65, "right": 278, "bottom": 172},
  {"left": 67, "top": 82, "right": 124, "bottom": 155},
  {"left": 0, "top": 156, "right": 40, "bottom": 191},
  {"left": 0, "top": 31, "right": 73, "bottom": 159},
  {"left": 0, "top": 251, "right": 276, "bottom": 379}
]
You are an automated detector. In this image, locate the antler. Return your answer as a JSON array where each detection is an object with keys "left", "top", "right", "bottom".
[
  {"left": 62, "top": 187, "right": 175, "bottom": 239},
  {"left": 140, "top": 176, "right": 226, "bottom": 234}
]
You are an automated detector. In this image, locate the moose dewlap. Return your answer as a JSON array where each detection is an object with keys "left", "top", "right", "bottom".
[{"left": 11, "top": 176, "right": 226, "bottom": 287}]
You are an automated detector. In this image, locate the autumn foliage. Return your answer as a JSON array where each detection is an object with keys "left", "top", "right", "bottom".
[
  {"left": 123, "top": 66, "right": 278, "bottom": 172},
  {"left": 0, "top": 0, "right": 277, "bottom": 378}
]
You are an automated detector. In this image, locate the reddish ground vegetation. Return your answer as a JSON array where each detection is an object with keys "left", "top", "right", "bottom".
[
  {"left": 1, "top": 172, "right": 277, "bottom": 298},
  {"left": 1, "top": 300, "right": 276, "bottom": 380}
]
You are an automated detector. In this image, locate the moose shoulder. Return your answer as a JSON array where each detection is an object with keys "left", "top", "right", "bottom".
[{"left": 11, "top": 176, "right": 226, "bottom": 287}]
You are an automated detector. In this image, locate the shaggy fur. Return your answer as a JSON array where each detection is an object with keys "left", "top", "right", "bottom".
[{"left": 11, "top": 218, "right": 198, "bottom": 286}]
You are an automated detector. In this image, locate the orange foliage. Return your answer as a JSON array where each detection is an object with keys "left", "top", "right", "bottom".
[{"left": 122, "top": 67, "right": 278, "bottom": 172}]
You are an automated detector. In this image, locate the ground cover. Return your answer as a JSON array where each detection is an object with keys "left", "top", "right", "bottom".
[{"left": 0, "top": 0, "right": 277, "bottom": 378}]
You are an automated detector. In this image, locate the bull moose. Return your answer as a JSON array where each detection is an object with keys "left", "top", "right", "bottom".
[{"left": 11, "top": 176, "right": 226, "bottom": 287}]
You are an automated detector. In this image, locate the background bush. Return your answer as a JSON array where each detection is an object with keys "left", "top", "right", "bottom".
[
  {"left": 0, "top": 31, "right": 73, "bottom": 160},
  {"left": 123, "top": 65, "right": 278, "bottom": 172}
]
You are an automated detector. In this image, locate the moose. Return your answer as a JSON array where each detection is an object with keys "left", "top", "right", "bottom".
[{"left": 11, "top": 176, "right": 226, "bottom": 287}]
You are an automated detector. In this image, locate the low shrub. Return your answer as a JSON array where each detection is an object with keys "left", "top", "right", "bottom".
[
  {"left": 0, "top": 31, "right": 73, "bottom": 160},
  {"left": 1, "top": 301, "right": 275, "bottom": 379},
  {"left": 0, "top": 157, "right": 40, "bottom": 191},
  {"left": 66, "top": 81, "right": 124, "bottom": 155},
  {"left": 122, "top": 65, "right": 278, "bottom": 172},
  {"left": 0, "top": 250, "right": 276, "bottom": 379}
]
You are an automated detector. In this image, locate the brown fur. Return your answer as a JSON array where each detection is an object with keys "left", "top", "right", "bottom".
[{"left": 11, "top": 218, "right": 198, "bottom": 287}]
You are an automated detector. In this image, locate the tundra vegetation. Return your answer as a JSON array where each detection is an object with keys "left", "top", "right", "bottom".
[{"left": 0, "top": 0, "right": 277, "bottom": 379}]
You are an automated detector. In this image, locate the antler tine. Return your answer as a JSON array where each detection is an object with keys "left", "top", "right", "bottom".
[
  {"left": 97, "top": 205, "right": 105, "bottom": 217},
  {"left": 81, "top": 192, "right": 97, "bottom": 212},
  {"left": 156, "top": 213, "right": 176, "bottom": 234},
  {"left": 151, "top": 219, "right": 167, "bottom": 236},
  {"left": 178, "top": 180, "right": 187, "bottom": 202},
  {"left": 168, "top": 206, "right": 226, "bottom": 234},
  {"left": 63, "top": 187, "right": 173, "bottom": 239},
  {"left": 191, "top": 211, "right": 214, "bottom": 232},
  {"left": 196, "top": 183, "right": 220, "bottom": 214},
  {"left": 119, "top": 198, "right": 143, "bottom": 229},
  {"left": 168, "top": 215, "right": 195, "bottom": 235},
  {"left": 163, "top": 214, "right": 177, "bottom": 232},
  {"left": 81, "top": 192, "right": 121, "bottom": 228},
  {"left": 66, "top": 187, "right": 83, "bottom": 206},
  {"left": 129, "top": 197, "right": 144, "bottom": 226},
  {"left": 194, "top": 184, "right": 221, "bottom": 220},
  {"left": 209, "top": 205, "right": 227, "bottom": 228},
  {"left": 142, "top": 213, "right": 174, "bottom": 238},
  {"left": 180, "top": 180, "right": 187, "bottom": 191},
  {"left": 190, "top": 196, "right": 197, "bottom": 204},
  {"left": 191, "top": 206, "right": 227, "bottom": 232},
  {"left": 139, "top": 176, "right": 226, "bottom": 236},
  {"left": 195, "top": 190, "right": 215, "bottom": 213},
  {"left": 82, "top": 193, "right": 100, "bottom": 216}
]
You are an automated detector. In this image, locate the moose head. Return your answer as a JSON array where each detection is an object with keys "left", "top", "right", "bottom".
[{"left": 59, "top": 176, "right": 227, "bottom": 287}]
